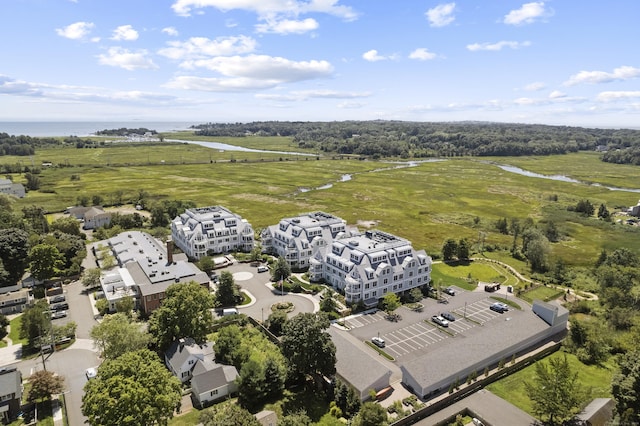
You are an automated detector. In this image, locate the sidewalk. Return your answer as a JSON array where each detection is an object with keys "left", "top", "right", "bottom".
[{"left": 52, "top": 395, "right": 63, "bottom": 426}]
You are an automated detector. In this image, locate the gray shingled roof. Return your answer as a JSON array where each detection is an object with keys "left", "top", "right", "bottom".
[
  {"left": 329, "top": 327, "right": 391, "bottom": 395},
  {"left": 165, "top": 338, "right": 214, "bottom": 375},
  {"left": 191, "top": 362, "right": 238, "bottom": 393}
]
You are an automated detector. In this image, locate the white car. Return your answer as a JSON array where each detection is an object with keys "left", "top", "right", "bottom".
[
  {"left": 371, "top": 336, "right": 385, "bottom": 348},
  {"left": 431, "top": 315, "right": 450, "bottom": 327},
  {"left": 257, "top": 265, "right": 269, "bottom": 273},
  {"left": 85, "top": 367, "right": 97, "bottom": 380}
]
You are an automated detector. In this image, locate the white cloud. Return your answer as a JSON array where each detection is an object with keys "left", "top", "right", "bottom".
[
  {"left": 549, "top": 90, "right": 566, "bottom": 99},
  {"left": 362, "top": 49, "right": 387, "bottom": 62},
  {"left": 564, "top": 66, "right": 640, "bottom": 86},
  {"left": 408, "top": 48, "right": 436, "bottom": 61},
  {"left": 162, "top": 27, "right": 179, "bottom": 37},
  {"left": 466, "top": 40, "right": 531, "bottom": 51},
  {"left": 173, "top": 54, "right": 333, "bottom": 91},
  {"left": 425, "top": 3, "right": 456, "bottom": 27},
  {"left": 171, "top": 0, "right": 358, "bottom": 21},
  {"left": 55, "top": 21, "right": 95, "bottom": 40},
  {"left": 97, "top": 47, "right": 158, "bottom": 71},
  {"left": 503, "top": 2, "right": 551, "bottom": 25},
  {"left": 158, "top": 36, "right": 257, "bottom": 61},
  {"left": 524, "top": 82, "right": 546, "bottom": 91},
  {"left": 596, "top": 91, "right": 640, "bottom": 102},
  {"left": 256, "top": 89, "right": 370, "bottom": 101},
  {"left": 255, "top": 18, "right": 319, "bottom": 34},
  {"left": 111, "top": 25, "right": 139, "bottom": 41},
  {"left": 337, "top": 101, "right": 365, "bottom": 109}
]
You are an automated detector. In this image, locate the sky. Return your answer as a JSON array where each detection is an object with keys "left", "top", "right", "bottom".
[{"left": 1, "top": 0, "right": 640, "bottom": 128}]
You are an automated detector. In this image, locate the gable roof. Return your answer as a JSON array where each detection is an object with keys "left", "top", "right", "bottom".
[
  {"left": 165, "top": 338, "right": 214, "bottom": 374},
  {"left": 0, "top": 367, "right": 21, "bottom": 397},
  {"left": 191, "top": 363, "right": 238, "bottom": 393}
]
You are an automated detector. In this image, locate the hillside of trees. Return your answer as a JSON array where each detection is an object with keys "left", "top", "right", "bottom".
[{"left": 193, "top": 121, "right": 640, "bottom": 161}]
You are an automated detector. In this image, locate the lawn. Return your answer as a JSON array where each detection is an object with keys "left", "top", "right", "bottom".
[
  {"left": 168, "top": 409, "right": 201, "bottom": 426},
  {"left": 486, "top": 351, "right": 614, "bottom": 418},
  {"left": 520, "top": 285, "right": 566, "bottom": 303},
  {"left": 9, "top": 315, "right": 27, "bottom": 346},
  {"left": 432, "top": 260, "right": 515, "bottom": 290}
]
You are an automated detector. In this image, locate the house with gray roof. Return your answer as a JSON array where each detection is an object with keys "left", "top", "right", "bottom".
[
  {"left": 95, "top": 231, "right": 209, "bottom": 314},
  {"left": 329, "top": 327, "right": 392, "bottom": 400},
  {"left": 0, "top": 288, "right": 32, "bottom": 315},
  {"left": 0, "top": 179, "right": 25, "bottom": 198},
  {"left": 165, "top": 338, "right": 215, "bottom": 383},
  {"left": 261, "top": 211, "right": 348, "bottom": 270},
  {"left": 171, "top": 206, "right": 254, "bottom": 260},
  {"left": 190, "top": 361, "right": 238, "bottom": 408},
  {"left": 0, "top": 367, "right": 22, "bottom": 423}
]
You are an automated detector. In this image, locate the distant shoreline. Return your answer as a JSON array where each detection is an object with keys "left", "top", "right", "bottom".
[{"left": 0, "top": 121, "right": 197, "bottom": 137}]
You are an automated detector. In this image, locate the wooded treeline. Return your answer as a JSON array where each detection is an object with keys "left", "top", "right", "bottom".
[{"left": 194, "top": 121, "right": 640, "bottom": 162}]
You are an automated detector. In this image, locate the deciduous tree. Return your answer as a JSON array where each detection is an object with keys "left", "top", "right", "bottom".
[
  {"left": 82, "top": 268, "right": 102, "bottom": 288},
  {"left": 612, "top": 350, "right": 640, "bottom": 424},
  {"left": 441, "top": 238, "right": 457, "bottom": 261},
  {"left": 273, "top": 256, "right": 291, "bottom": 281},
  {"left": 90, "top": 313, "right": 151, "bottom": 359},
  {"left": 0, "top": 228, "right": 29, "bottom": 287},
  {"left": 29, "top": 243, "right": 63, "bottom": 281},
  {"left": 82, "top": 349, "right": 182, "bottom": 426},
  {"left": 351, "top": 402, "right": 387, "bottom": 426},
  {"left": 148, "top": 281, "right": 215, "bottom": 351},
  {"left": 27, "top": 370, "right": 64, "bottom": 402},
  {"left": 199, "top": 402, "right": 260, "bottom": 426},
  {"left": 281, "top": 312, "right": 336, "bottom": 380},
  {"left": 215, "top": 271, "right": 238, "bottom": 307},
  {"left": 525, "top": 354, "right": 584, "bottom": 425},
  {"left": 20, "top": 299, "right": 51, "bottom": 348}
]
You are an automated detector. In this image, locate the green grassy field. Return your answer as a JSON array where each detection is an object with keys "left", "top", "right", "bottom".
[
  {"left": 487, "top": 351, "right": 614, "bottom": 417},
  {"left": 3, "top": 142, "right": 640, "bottom": 268}
]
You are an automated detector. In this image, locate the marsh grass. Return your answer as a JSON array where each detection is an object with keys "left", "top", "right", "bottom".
[{"left": 4, "top": 146, "right": 640, "bottom": 268}]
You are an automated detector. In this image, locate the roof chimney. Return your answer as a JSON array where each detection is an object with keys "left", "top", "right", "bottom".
[
  {"left": 178, "top": 338, "right": 185, "bottom": 352},
  {"left": 167, "top": 238, "right": 174, "bottom": 265}
]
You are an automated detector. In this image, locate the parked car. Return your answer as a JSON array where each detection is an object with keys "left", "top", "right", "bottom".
[
  {"left": 443, "top": 287, "right": 456, "bottom": 296},
  {"left": 371, "top": 336, "right": 385, "bottom": 348},
  {"left": 490, "top": 302, "right": 509, "bottom": 313},
  {"left": 85, "top": 367, "right": 97, "bottom": 380},
  {"left": 51, "top": 310, "right": 67, "bottom": 320},
  {"left": 431, "top": 315, "right": 449, "bottom": 327},
  {"left": 257, "top": 265, "right": 269, "bottom": 273},
  {"left": 441, "top": 311, "right": 456, "bottom": 322},
  {"left": 49, "top": 294, "right": 66, "bottom": 304},
  {"left": 51, "top": 302, "right": 69, "bottom": 311}
]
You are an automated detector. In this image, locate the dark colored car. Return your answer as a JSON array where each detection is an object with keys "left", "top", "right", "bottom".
[
  {"left": 51, "top": 302, "right": 69, "bottom": 311},
  {"left": 441, "top": 311, "right": 456, "bottom": 322},
  {"left": 443, "top": 287, "right": 456, "bottom": 296},
  {"left": 49, "top": 294, "right": 66, "bottom": 304}
]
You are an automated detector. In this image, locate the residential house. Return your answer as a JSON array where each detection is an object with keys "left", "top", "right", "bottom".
[
  {"left": 66, "top": 206, "right": 112, "bottom": 229},
  {"left": 94, "top": 231, "right": 209, "bottom": 315},
  {"left": 261, "top": 211, "right": 348, "bottom": 270},
  {"left": 311, "top": 230, "right": 432, "bottom": 305},
  {"left": 165, "top": 338, "right": 214, "bottom": 383},
  {"left": 164, "top": 338, "right": 238, "bottom": 408},
  {"left": 0, "top": 179, "right": 25, "bottom": 198},
  {"left": 171, "top": 206, "right": 254, "bottom": 260},
  {"left": 190, "top": 360, "right": 239, "bottom": 408},
  {"left": 0, "top": 289, "right": 32, "bottom": 315},
  {"left": 0, "top": 367, "right": 22, "bottom": 423}
]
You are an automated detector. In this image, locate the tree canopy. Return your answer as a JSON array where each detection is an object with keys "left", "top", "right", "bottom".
[
  {"left": 525, "top": 354, "right": 584, "bottom": 425},
  {"left": 281, "top": 312, "right": 336, "bottom": 380},
  {"left": 199, "top": 402, "right": 260, "bottom": 426},
  {"left": 82, "top": 349, "right": 182, "bottom": 426},
  {"left": 0, "top": 228, "right": 29, "bottom": 287},
  {"left": 27, "top": 370, "right": 64, "bottom": 402},
  {"left": 90, "top": 313, "right": 151, "bottom": 359},
  {"left": 28, "top": 243, "right": 63, "bottom": 281},
  {"left": 148, "top": 281, "right": 215, "bottom": 351}
]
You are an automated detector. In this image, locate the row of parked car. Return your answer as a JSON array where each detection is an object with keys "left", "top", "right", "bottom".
[{"left": 49, "top": 294, "right": 68, "bottom": 320}]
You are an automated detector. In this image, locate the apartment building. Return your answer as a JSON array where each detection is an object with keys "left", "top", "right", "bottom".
[
  {"left": 261, "top": 211, "right": 347, "bottom": 270},
  {"left": 171, "top": 206, "right": 254, "bottom": 260},
  {"left": 310, "top": 230, "right": 432, "bottom": 305}
]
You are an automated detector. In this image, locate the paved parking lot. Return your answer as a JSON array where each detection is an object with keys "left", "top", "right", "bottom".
[{"left": 346, "top": 287, "right": 523, "bottom": 363}]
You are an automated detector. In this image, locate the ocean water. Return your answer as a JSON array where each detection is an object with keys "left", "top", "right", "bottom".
[{"left": 0, "top": 121, "right": 198, "bottom": 137}]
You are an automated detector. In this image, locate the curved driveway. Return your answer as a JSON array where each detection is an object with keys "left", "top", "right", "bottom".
[{"left": 222, "top": 262, "right": 319, "bottom": 322}]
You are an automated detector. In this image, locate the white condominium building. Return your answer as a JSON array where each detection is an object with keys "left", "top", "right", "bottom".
[
  {"left": 261, "top": 211, "right": 347, "bottom": 270},
  {"left": 310, "top": 230, "right": 432, "bottom": 305},
  {"left": 171, "top": 206, "right": 254, "bottom": 259}
]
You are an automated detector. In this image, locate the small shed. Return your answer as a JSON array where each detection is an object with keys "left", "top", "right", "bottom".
[{"left": 577, "top": 398, "right": 615, "bottom": 426}]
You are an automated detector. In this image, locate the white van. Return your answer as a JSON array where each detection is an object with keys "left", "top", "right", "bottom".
[{"left": 222, "top": 308, "right": 239, "bottom": 316}]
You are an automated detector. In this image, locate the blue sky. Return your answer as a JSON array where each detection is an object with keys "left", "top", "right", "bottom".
[{"left": 2, "top": 0, "right": 640, "bottom": 127}]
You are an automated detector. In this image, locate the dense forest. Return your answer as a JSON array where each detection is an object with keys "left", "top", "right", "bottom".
[
  {"left": 194, "top": 121, "right": 640, "bottom": 162},
  {"left": 94, "top": 127, "right": 157, "bottom": 136}
]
